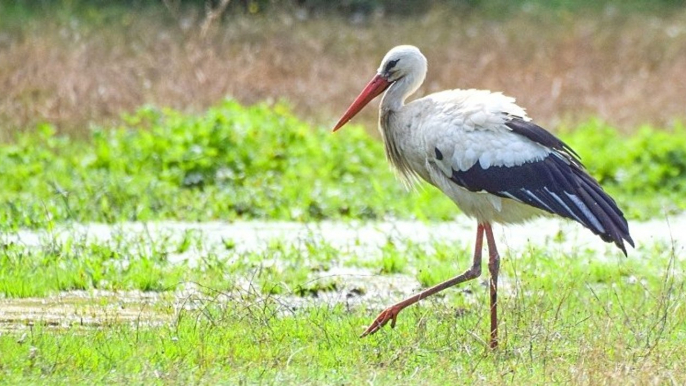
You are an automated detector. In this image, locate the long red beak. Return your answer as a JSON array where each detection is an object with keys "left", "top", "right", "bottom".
[{"left": 332, "top": 74, "right": 391, "bottom": 132}]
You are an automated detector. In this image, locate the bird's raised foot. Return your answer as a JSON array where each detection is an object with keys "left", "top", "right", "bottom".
[{"left": 359, "top": 305, "right": 403, "bottom": 338}]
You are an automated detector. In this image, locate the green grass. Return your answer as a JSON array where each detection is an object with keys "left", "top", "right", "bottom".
[
  {"left": 0, "top": 234, "right": 184, "bottom": 298},
  {"left": 1, "top": 101, "right": 685, "bottom": 231},
  {"left": 0, "top": 225, "right": 349, "bottom": 299},
  {"left": 0, "top": 236, "right": 683, "bottom": 384},
  {"left": 0, "top": 193, "right": 683, "bottom": 384},
  {"left": 1, "top": 100, "right": 685, "bottom": 383}
]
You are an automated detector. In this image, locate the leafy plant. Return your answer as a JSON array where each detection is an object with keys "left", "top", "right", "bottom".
[{"left": 0, "top": 101, "right": 683, "bottom": 230}]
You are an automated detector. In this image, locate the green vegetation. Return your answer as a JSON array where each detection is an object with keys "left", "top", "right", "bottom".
[
  {"left": 0, "top": 100, "right": 684, "bottom": 383},
  {"left": 0, "top": 230, "right": 186, "bottom": 298},
  {"left": 3, "top": 99, "right": 452, "bottom": 229},
  {"left": 3, "top": 0, "right": 684, "bottom": 21},
  {"left": 564, "top": 120, "right": 686, "bottom": 218},
  {"left": 1, "top": 101, "right": 684, "bottom": 231},
  {"left": 0, "top": 225, "right": 347, "bottom": 299},
  {"left": 0, "top": 234, "right": 683, "bottom": 384}
]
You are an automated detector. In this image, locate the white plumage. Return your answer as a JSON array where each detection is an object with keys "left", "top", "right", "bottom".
[{"left": 333, "top": 45, "right": 633, "bottom": 348}]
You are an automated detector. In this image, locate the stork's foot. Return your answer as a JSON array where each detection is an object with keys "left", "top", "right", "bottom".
[{"left": 360, "top": 305, "right": 404, "bottom": 337}]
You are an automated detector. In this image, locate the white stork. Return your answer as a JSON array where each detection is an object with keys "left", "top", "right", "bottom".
[{"left": 332, "top": 45, "right": 634, "bottom": 348}]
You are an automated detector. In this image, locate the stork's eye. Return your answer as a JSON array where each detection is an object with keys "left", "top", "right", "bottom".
[{"left": 384, "top": 59, "right": 400, "bottom": 73}]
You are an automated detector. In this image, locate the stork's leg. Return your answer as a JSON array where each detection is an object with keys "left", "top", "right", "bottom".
[
  {"left": 484, "top": 223, "right": 500, "bottom": 349},
  {"left": 360, "top": 224, "right": 485, "bottom": 338}
]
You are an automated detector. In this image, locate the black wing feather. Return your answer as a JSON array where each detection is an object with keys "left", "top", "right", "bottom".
[
  {"left": 447, "top": 119, "right": 633, "bottom": 255},
  {"left": 505, "top": 117, "right": 581, "bottom": 163}
]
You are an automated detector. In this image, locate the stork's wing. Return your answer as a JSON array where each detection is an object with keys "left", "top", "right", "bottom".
[
  {"left": 431, "top": 117, "right": 633, "bottom": 255},
  {"left": 503, "top": 115, "right": 581, "bottom": 163}
]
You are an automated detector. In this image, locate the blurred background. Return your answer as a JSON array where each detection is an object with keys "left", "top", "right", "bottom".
[{"left": 1, "top": 0, "right": 686, "bottom": 140}]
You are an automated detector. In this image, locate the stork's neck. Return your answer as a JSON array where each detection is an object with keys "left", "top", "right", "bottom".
[
  {"left": 377, "top": 69, "right": 426, "bottom": 188},
  {"left": 380, "top": 69, "right": 425, "bottom": 114}
]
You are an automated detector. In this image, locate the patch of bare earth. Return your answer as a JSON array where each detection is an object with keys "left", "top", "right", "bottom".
[
  {"left": 1, "top": 7, "right": 686, "bottom": 140},
  {"left": 0, "top": 291, "right": 170, "bottom": 332}
]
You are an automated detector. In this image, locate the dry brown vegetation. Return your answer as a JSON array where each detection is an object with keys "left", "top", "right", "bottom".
[{"left": 2, "top": 6, "right": 686, "bottom": 139}]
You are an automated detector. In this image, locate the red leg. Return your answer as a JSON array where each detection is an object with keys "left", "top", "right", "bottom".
[
  {"left": 360, "top": 223, "right": 486, "bottom": 337},
  {"left": 484, "top": 223, "right": 500, "bottom": 349}
]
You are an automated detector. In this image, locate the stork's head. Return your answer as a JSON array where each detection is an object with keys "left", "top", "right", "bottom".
[
  {"left": 333, "top": 45, "right": 427, "bottom": 132},
  {"left": 377, "top": 45, "right": 427, "bottom": 83}
]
